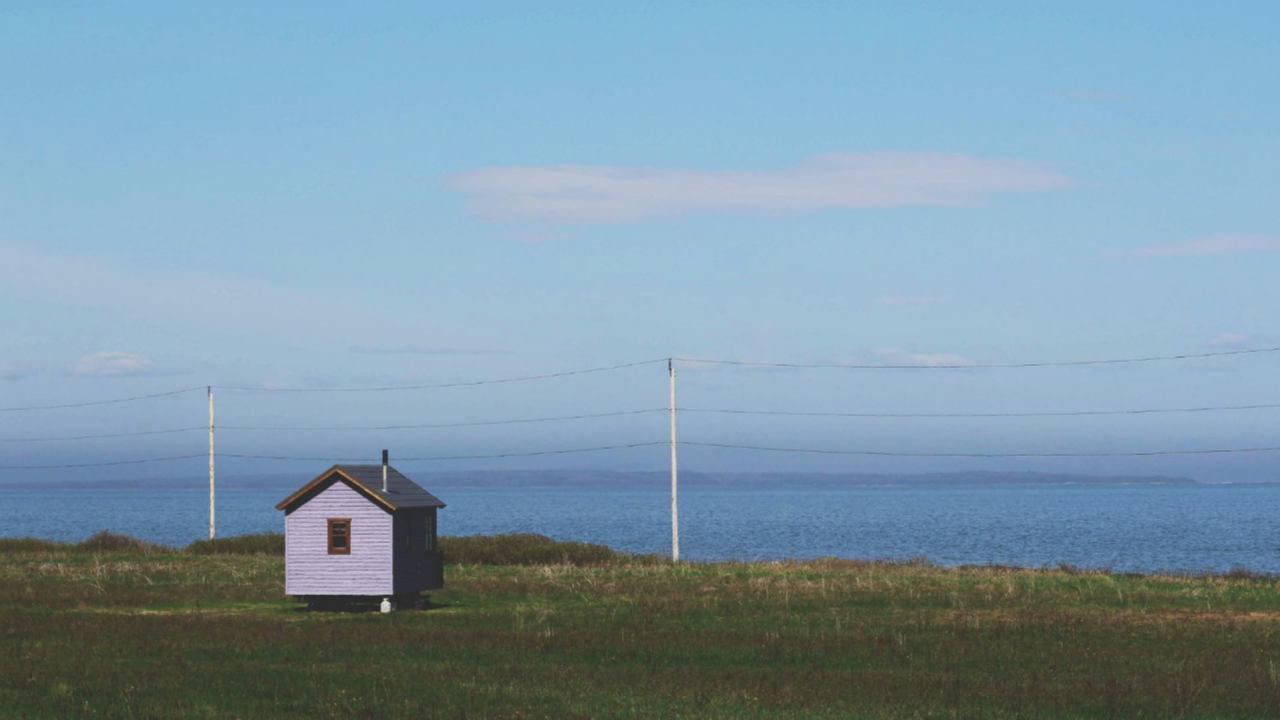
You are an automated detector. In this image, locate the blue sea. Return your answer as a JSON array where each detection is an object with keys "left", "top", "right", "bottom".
[{"left": 3, "top": 484, "right": 1279, "bottom": 574}]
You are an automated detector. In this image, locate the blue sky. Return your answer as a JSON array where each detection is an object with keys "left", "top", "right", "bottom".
[{"left": 1, "top": 2, "right": 1277, "bottom": 481}]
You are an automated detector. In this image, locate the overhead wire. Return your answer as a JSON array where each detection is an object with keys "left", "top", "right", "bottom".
[
  {"left": 217, "top": 453, "right": 374, "bottom": 463},
  {"left": 0, "top": 454, "right": 207, "bottom": 470},
  {"left": 680, "top": 441, "right": 1280, "bottom": 458},
  {"left": 0, "top": 427, "right": 205, "bottom": 443},
  {"left": 675, "top": 345, "right": 1280, "bottom": 370},
  {"left": 682, "top": 402, "right": 1280, "bottom": 419},
  {"left": 219, "top": 442, "right": 667, "bottom": 463},
  {"left": 0, "top": 387, "right": 205, "bottom": 413},
  {"left": 215, "top": 358, "right": 669, "bottom": 393},
  {"left": 220, "top": 408, "right": 667, "bottom": 431},
  {"left": 1, "top": 344, "right": 1275, "bottom": 408},
  {"left": 7, "top": 438, "right": 1274, "bottom": 468},
  {"left": 3, "top": 345, "right": 1279, "bottom": 468},
  {"left": 397, "top": 442, "right": 668, "bottom": 461}
]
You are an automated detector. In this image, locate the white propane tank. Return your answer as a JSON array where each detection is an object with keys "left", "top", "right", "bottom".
[{"left": 380, "top": 597, "right": 394, "bottom": 613}]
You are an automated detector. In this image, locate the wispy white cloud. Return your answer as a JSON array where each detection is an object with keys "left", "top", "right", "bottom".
[
  {"left": 672, "top": 356, "right": 782, "bottom": 372},
  {"left": 0, "top": 240, "right": 489, "bottom": 349},
  {"left": 1066, "top": 89, "right": 1130, "bottom": 102},
  {"left": 676, "top": 348, "right": 973, "bottom": 370},
  {"left": 876, "top": 296, "right": 945, "bottom": 306},
  {"left": 500, "top": 229, "right": 575, "bottom": 243},
  {"left": 0, "top": 362, "right": 41, "bottom": 381},
  {"left": 1124, "top": 234, "right": 1280, "bottom": 258},
  {"left": 868, "top": 347, "right": 973, "bottom": 368},
  {"left": 0, "top": 240, "right": 363, "bottom": 336},
  {"left": 349, "top": 345, "right": 511, "bottom": 356},
  {"left": 445, "top": 152, "right": 1071, "bottom": 224},
  {"left": 67, "top": 352, "right": 157, "bottom": 377},
  {"left": 1209, "top": 333, "right": 1249, "bottom": 348}
]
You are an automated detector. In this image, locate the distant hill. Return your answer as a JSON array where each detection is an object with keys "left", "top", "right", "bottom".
[{"left": 5, "top": 469, "right": 1204, "bottom": 491}]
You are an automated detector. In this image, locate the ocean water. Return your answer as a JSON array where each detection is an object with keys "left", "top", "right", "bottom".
[{"left": 2, "top": 484, "right": 1278, "bottom": 574}]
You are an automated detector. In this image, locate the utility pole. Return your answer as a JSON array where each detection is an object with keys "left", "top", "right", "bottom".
[
  {"left": 208, "top": 386, "right": 216, "bottom": 540},
  {"left": 669, "top": 359, "right": 679, "bottom": 562}
]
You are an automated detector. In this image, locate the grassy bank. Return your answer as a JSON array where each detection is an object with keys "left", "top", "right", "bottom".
[
  {"left": 2, "top": 535, "right": 1279, "bottom": 717},
  {"left": 0, "top": 530, "right": 643, "bottom": 565}
]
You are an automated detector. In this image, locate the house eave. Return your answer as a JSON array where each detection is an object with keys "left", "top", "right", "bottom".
[{"left": 275, "top": 466, "right": 399, "bottom": 512}]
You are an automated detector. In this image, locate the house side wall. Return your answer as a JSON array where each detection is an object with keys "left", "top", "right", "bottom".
[
  {"left": 393, "top": 508, "right": 443, "bottom": 593},
  {"left": 285, "top": 480, "right": 392, "bottom": 596}
]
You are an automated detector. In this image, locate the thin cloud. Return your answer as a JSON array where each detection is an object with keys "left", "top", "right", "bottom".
[
  {"left": 500, "top": 229, "right": 574, "bottom": 243},
  {"left": 1124, "top": 235, "right": 1280, "bottom": 258},
  {"left": 1067, "top": 89, "right": 1130, "bottom": 102},
  {"left": 1209, "top": 333, "right": 1249, "bottom": 348},
  {"left": 444, "top": 152, "right": 1071, "bottom": 224},
  {"left": 869, "top": 347, "right": 973, "bottom": 368},
  {"left": 0, "top": 240, "right": 377, "bottom": 337},
  {"left": 349, "top": 345, "right": 512, "bottom": 356},
  {"left": 68, "top": 352, "right": 157, "bottom": 377},
  {"left": 674, "top": 356, "right": 788, "bottom": 373},
  {"left": 0, "top": 239, "right": 493, "bottom": 348},
  {"left": 876, "top": 296, "right": 945, "bottom": 306},
  {"left": 677, "top": 349, "right": 974, "bottom": 370},
  {"left": 0, "top": 362, "right": 41, "bottom": 381}
]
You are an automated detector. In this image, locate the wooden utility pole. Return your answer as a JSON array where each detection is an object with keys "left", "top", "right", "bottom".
[
  {"left": 669, "top": 359, "right": 679, "bottom": 561},
  {"left": 208, "top": 386, "right": 216, "bottom": 540}
]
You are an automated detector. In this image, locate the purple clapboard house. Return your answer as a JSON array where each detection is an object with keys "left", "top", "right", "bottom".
[{"left": 276, "top": 451, "right": 445, "bottom": 608}]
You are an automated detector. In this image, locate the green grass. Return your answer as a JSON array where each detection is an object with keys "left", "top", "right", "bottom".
[{"left": 2, "top": 535, "right": 1280, "bottom": 717}]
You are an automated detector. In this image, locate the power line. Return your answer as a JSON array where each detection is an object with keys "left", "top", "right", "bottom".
[
  {"left": 218, "top": 453, "right": 374, "bottom": 462},
  {"left": 3, "top": 344, "right": 1274, "bottom": 412},
  {"left": 6, "top": 437, "right": 1274, "bottom": 468},
  {"left": 220, "top": 408, "right": 667, "bottom": 431},
  {"left": 0, "top": 454, "right": 206, "bottom": 470},
  {"left": 215, "top": 359, "right": 669, "bottom": 393},
  {"left": 0, "top": 427, "right": 204, "bottom": 444},
  {"left": 399, "top": 442, "right": 667, "bottom": 461},
  {"left": 683, "top": 402, "right": 1280, "bottom": 419},
  {"left": 681, "top": 441, "right": 1280, "bottom": 458},
  {"left": 0, "top": 387, "right": 205, "bottom": 413},
  {"left": 218, "top": 441, "right": 666, "bottom": 463},
  {"left": 675, "top": 345, "right": 1280, "bottom": 370}
]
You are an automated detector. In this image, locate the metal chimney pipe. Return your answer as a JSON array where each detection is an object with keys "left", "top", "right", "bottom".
[{"left": 382, "top": 449, "right": 389, "bottom": 492}]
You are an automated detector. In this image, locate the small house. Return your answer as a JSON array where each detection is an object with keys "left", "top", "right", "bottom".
[{"left": 276, "top": 452, "right": 445, "bottom": 606}]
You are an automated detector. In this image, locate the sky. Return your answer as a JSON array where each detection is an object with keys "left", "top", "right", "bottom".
[{"left": 1, "top": 2, "right": 1277, "bottom": 482}]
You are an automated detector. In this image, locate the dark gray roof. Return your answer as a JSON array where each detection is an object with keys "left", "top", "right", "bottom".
[
  {"left": 276, "top": 464, "right": 445, "bottom": 511},
  {"left": 336, "top": 465, "right": 446, "bottom": 509}
]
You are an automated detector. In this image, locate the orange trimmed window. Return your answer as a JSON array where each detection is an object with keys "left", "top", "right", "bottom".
[{"left": 327, "top": 519, "right": 351, "bottom": 555}]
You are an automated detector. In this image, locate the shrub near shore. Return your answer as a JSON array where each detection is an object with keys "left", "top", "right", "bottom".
[
  {"left": 0, "top": 531, "right": 648, "bottom": 564},
  {"left": 0, "top": 530, "right": 165, "bottom": 555},
  {"left": 2, "top": 530, "right": 1273, "bottom": 577}
]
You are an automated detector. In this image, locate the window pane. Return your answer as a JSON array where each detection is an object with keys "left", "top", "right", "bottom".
[{"left": 328, "top": 520, "right": 351, "bottom": 554}]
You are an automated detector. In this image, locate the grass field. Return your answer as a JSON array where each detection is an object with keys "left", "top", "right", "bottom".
[{"left": 2, "top": 533, "right": 1280, "bottom": 718}]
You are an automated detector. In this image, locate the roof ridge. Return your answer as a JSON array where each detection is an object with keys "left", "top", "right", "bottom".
[{"left": 276, "top": 465, "right": 445, "bottom": 511}]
